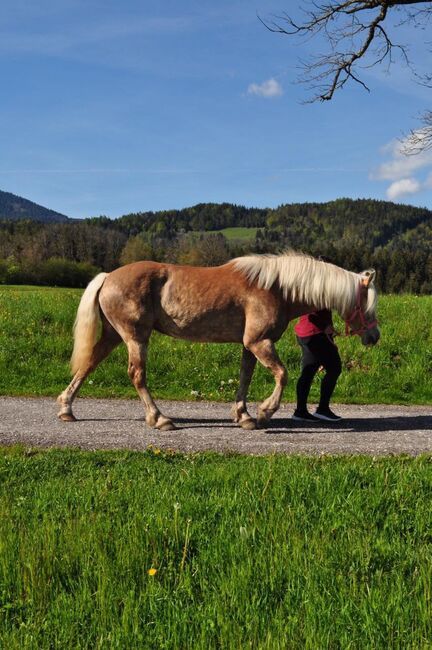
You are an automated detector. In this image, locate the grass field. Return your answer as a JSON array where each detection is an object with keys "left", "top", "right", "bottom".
[
  {"left": 1, "top": 288, "right": 431, "bottom": 649},
  {"left": 1, "top": 447, "right": 431, "bottom": 649},
  {"left": 0, "top": 286, "right": 431, "bottom": 404},
  {"left": 191, "top": 227, "right": 258, "bottom": 241}
]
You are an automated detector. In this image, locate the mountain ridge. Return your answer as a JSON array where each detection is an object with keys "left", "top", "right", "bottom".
[{"left": 0, "top": 189, "right": 69, "bottom": 222}]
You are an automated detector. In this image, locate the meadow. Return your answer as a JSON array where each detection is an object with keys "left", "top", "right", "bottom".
[
  {"left": 0, "top": 285, "right": 431, "bottom": 404},
  {"left": 1, "top": 447, "right": 432, "bottom": 649},
  {"left": 1, "top": 286, "right": 432, "bottom": 648},
  {"left": 204, "top": 226, "right": 258, "bottom": 241}
]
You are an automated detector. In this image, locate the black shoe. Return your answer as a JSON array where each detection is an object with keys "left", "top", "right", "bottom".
[
  {"left": 314, "top": 408, "right": 342, "bottom": 422},
  {"left": 292, "top": 409, "right": 320, "bottom": 422}
]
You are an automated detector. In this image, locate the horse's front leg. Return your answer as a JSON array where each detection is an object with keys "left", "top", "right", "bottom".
[
  {"left": 247, "top": 339, "right": 287, "bottom": 428},
  {"left": 232, "top": 346, "right": 257, "bottom": 430}
]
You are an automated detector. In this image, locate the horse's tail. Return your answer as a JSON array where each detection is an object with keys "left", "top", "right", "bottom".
[{"left": 70, "top": 272, "right": 109, "bottom": 375}]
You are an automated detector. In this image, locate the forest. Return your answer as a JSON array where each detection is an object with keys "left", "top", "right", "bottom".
[{"left": 1, "top": 198, "right": 431, "bottom": 293}]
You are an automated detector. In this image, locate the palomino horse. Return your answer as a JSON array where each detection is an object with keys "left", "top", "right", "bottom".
[{"left": 58, "top": 252, "right": 380, "bottom": 430}]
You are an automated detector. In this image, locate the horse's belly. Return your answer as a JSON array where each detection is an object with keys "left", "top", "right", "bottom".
[{"left": 155, "top": 306, "right": 245, "bottom": 343}]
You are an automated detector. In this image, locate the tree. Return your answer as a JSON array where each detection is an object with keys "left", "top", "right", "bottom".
[
  {"left": 172, "top": 234, "right": 231, "bottom": 267},
  {"left": 262, "top": 1, "right": 432, "bottom": 152},
  {"left": 119, "top": 235, "right": 153, "bottom": 266}
]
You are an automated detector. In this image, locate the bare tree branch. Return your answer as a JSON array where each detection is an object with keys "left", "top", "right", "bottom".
[
  {"left": 402, "top": 111, "right": 432, "bottom": 153},
  {"left": 261, "top": 1, "right": 432, "bottom": 151}
]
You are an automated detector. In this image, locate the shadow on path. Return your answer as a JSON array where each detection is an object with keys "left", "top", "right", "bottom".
[
  {"left": 267, "top": 415, "right": 432, "bottom": 435},
  {"left": 162, "top": 414, "right": 432, "bottom": 434},
  {"left": 75, "top": 414, "right": 432, "bottom": 434}
]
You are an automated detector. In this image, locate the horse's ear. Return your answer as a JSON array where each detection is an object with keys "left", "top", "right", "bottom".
[{"left": 361, "top": 269, "right": 376, "bottom": 287}]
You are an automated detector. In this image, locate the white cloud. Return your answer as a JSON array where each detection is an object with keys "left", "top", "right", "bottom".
[
  {"left": 372, "top": 135, "right": 432, "bottom": 181},
  {"left": 371, "top": 132, "right": 432, "bottom": 201},
  {"left": 386, "top": 178, "right": 421, "bottom": 200},
  {"left": 247, "top": 78, "right": 283, "bottom": 98}
]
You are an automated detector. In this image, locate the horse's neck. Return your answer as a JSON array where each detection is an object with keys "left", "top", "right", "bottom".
[{"left": 286, "top": 300, "right": 330, "bottom": 321}]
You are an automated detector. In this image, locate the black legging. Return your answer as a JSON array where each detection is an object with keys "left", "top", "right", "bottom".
[{"left": 296, "top": 333, "right": 342, "bottom": 411}]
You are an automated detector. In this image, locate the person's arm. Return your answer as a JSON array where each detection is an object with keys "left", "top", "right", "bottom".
[{"left": 308, "top": 309, "right": 333, "bottom": 331}]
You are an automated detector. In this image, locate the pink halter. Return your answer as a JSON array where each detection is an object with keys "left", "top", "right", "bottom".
[{"left": 344, "top": 283, "right": 378, "bottom": 336}]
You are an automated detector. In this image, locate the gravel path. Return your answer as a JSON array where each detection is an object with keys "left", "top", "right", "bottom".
[{"left": 1, "top": 397, "right": 431, "bottom": 455}]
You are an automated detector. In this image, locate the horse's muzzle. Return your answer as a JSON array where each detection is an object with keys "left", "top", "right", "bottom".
[{"left": 361, "top": 326, "right": 380, "bottom": 346}]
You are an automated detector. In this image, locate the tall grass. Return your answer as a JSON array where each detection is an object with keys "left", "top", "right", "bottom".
[
  {"left": 1, "top": 447, "right": 431, "bottom": 649},
  {"left": 0, "top": 286, "right": 431, "bottom": 403}
]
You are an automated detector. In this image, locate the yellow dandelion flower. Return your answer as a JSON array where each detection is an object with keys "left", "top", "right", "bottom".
[{"left": 148, "top": 567, "right": 157, "bottom": 576}]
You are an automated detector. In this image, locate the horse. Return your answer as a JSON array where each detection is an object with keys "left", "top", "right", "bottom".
[{"left": 57, "top": 251, "right": 380, "bottom": 431}]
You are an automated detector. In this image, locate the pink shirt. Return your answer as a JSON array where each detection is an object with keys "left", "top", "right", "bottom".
[
  {"left": 294, "top": 315, "right": 323, "bottom": 337},
  {"left": 294, "top": 310, "right": 333, "bottom": 338}
]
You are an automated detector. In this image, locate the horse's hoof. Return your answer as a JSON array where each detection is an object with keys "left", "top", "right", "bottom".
[
  {"left": 257, "top": 412, "right": 272, "bottom": 428},
  {"left": 257, "top": 408, "right": 274, "bottom": 428},
  {"left": 58, "top": 413, "right": 77, "bottom": 422},
  {"left": 240, "top": 418, "right": 257, "bottom": 430},
  {"left": 158, "top": 421, "right": 176, "bottom": 432},
  {"left": 156, "top": 416, "right": 176, "bottom": 431}
]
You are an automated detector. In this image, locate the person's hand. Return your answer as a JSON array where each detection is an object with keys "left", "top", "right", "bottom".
[{"left": 325, "top": 325, "right": 340, "bottom": 337}]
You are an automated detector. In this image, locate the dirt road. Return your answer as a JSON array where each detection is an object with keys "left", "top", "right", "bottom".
[{"left": 1, "top": 397, "right": 431, "bottom": 455}]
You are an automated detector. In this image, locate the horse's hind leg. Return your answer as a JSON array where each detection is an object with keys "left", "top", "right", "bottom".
[
  {"left": 232, "top": 346, "right": 257, "bottom": 430},
  {"left": 57, "top": 319, "right": 121, "bottom": 421},
  {"left": 126, "top": 338, "right": 175, "bottom": 431},
  {"left": 247, "top": 339, "right": 287, "bottom": 428}
]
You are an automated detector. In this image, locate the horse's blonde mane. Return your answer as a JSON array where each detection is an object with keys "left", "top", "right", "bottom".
[{"left": 232, "top": 251, "right": 377, "bottom": 317}]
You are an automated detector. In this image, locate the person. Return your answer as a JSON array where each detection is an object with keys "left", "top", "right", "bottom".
[{"left": 292, "top": 308, "right": 342, "bottom": 422}]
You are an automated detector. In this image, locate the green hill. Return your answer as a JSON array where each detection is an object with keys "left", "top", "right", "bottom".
[
  {"left": 1, "top": 197, "right": 432, "bottom": 292},
  {"left": 88, "top": 198, "right": 432, "bottom": 248},
  {"left": 86, "top": 198, "right": 432, "bottom": 293}
]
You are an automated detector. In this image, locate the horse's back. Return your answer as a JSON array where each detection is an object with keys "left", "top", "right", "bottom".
[
  {"left": 103, "top": 260, "right": 247, "bottom": 298},
  {"left": 98, "top": 260, "right": 248, "bottom": 342}
]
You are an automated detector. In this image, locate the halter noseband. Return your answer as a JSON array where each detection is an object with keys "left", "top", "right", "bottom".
[{"left": 344, "top": 283, "right": 378, "bottom": 336}]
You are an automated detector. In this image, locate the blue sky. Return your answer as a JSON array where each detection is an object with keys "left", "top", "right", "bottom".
[{"left": 1, "top": 0, "right": 432, "bottom": 218}]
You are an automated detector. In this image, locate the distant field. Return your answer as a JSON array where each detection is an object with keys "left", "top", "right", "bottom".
[
  {"left": 1, "top": 447, "right": 431, "bottom": 649},
  {"left": 192, "top": 226, "right": 258, "bottom": 241},
  {"left": 0, "top": 286, "right": 431, "bottom": 404}
]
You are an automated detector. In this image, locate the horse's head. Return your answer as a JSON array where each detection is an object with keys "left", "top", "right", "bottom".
[{"left": 345, "top": 269, "right": 380, "bottom": 346}]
